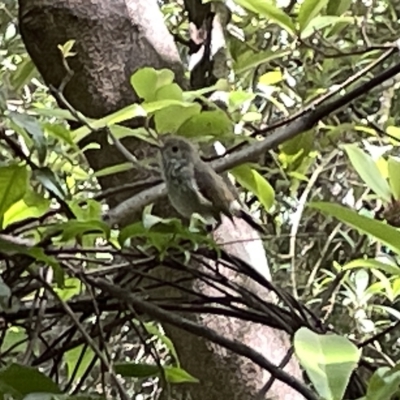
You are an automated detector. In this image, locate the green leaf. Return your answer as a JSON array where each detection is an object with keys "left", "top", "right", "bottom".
[
  {"left": 327, "top": 0, "right": 352, "bottom": 15},
  {"left": 34, "top": 167, "right": 67, "bottom": 200},
  {"left": 108, "top": 125, "right": 156, "bottom": 144},
  {"left": 343, "top": 258, "right": 400, "bottom": 276},
  {"left": 231, "top": 165, "right": 275, "bottom": 211},
  {"left": 310, "top": 202, "right": 400, "bottom": 255},
  {"left": 233, "top": 0, "right": 295, "bottom": 34},
  {"left": 154, "top": 104, "right": 201, "bottom": 134},
  {"left": 177, "top": 110, "right": 233, "bottom": 138},
  {"left": 43, "top": 123, "right": 76, "bottom": 147},
  {"left": 258, "top": 70, "right": 283, "bottom": 85},
  {"left": 130, "top": 67, "right": 175, "bottom": 102},
  {"left": 54, "top": 278, "right": 83, "bottom": 301},
  {"left": 3, "top": 191, "right": 51, "bottom": 228},
  {"left": 298, "top": 0, "right": 329, "bottom": 31},
  {"left": 58, "top": 39, "right": 76, "bottom": 57},
  {"left": 155, "top": 83, "right": 183, "bottom": 101},
  {"left": 31, "top": 106, "right": 77, "bottom": 121},
  {"left": 114, "top": 363, "right": 198, "bottom": 383},
  {"left": 10, "top": 58, "right": 36, "bottom": 93},
  {"left": 233, "top": 49, "right": 290, "bottom": 74},
  {"left": 71, "top": 104, "right": 146, "bottom": 143},
  {"left": 58, "top": 220, "right": 111, "bottom": 241},
  {"left": 115, "top": 363, "right": 161, "bottom": 378},
  {"left": 65, "top": 346, "right": 96, "bottom": 381},
  {"left": 365, "top": 366, "right": 400, "bottom": 400},
  {"left": 388, "top": 157, "right": 400, "bottom": 200},
  {"left": 68, "top": 199, "right": 102, "bottom": 221},
  {"left": 0, "top": 165, "right": 29, "bottom": 226},
  {"left": 143, "top": 322, "right": 180, "bottom": 366},
  {"left": 294, "top": 328, "right": 360, "bottom": 400},
  {"left": 164, "top": 367, "right": 199, "bottom": 383},
  {"left": 343, "top": 144, "right": 392, "bottom": 202},
  {"left": 8, "top": 112, "right": 47, "bottom": 164},
  {"left": 2, "top": 327, "right": 28, "bottom": 354},
  {"left": 93, "top": 162, "right": 133, "bottom": 178},
  {"left": 228, "top": 91, "right": 255, "bottom": 110},
  {"left": 300, "top": 15, "right": 354, "bottom": 39},
  {"left": 0, "top": 277, "right": 11, "bottom": 312},
  {"left": 280, "top": 131, "right": 314, "bottom": 157},
  {"left": 0, "top": 364, "right": 61, "bottom": 396}
]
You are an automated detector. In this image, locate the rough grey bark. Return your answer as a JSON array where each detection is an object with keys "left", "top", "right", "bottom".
[{"left": 18, "top": 0, "right": 304, "bottom": 399}]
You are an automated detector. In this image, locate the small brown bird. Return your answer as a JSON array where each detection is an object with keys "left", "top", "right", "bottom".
[{"left": 159, "top": 135, "right": 265, "bottom": 234}]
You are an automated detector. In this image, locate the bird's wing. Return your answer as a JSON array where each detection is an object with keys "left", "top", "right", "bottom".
[{"left": 194, "top": 161, "right": 234, "bottom": 218}]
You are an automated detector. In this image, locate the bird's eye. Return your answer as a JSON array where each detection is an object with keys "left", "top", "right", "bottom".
[{"left": 171, "top": 146, "right": 179, "bottom": 153}]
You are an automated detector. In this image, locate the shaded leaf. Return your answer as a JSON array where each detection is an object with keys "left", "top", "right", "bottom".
[
  {"left": 327, "top": 0, "right": 352, "bottom": 15},
  {"left": 34, "top": 167, "right": 67, "bottom": 200},
  {"left": 58, "top": 220, "right": 111, "bottom": 242},
  {"left": 365, "top": 366, "right": 400, "bottom": 400},
  {"left": 8, "top": 112, "right": 47, "bottom": 164},
  {"left": 10, "top": 58, "right": 36, "bottom": 93},
  {"left": 43, "top": 123, "right": 75, "bottom": 147},
  {"left": 310, "top": 202, "right": 400, "bottom": 255},
  {"left": 115, "top": 363, "right": 198, "bottom": 383},
  {"left": 154, "top": 104, "right": 201, "bottom": 134},
  {"left": 177, "top": 110, "right": 233, "bottom": 138},
  {"left": 0, "top": 364, "right": 61, "bottom": 396}
]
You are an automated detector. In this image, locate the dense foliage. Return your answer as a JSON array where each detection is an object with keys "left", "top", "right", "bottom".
[{"left": 1, "top": 0, "right": 400, "bottom": 399}]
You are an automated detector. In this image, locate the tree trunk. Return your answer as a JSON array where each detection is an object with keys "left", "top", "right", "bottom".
[{"left": 18, "top": 0, "right": 304, "bottom": 398}]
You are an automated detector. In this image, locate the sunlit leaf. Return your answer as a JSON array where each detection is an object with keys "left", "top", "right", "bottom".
[
  {"left": 231, "top": 165, "right": 275, "bottom": 211},
  {"left": 388, "top": 157, "right": 400, "bottom": 200},
  {"left": 343, "top": 144, "right": 392, "bottom": 202},
  {"left": 3, "top": 190, "right": 51, "bottom": 228},
  {"left": 343, "top": 258, "right": 400, "bottom": 276},
  {"left": 294, "top": 328, "right": 360, "bottom": 400},
  {"left": 234, "top": 49, "right": 291, "bottom": 74},
  {"left": 65, "top": 346, "right": 96, "bottom": 381},
  {"left": 300, "top": 15, "right": 354, "bottom": 39},
  {"left": 233, "top": 0, "right": 295, "bottom": 34},
  {"left": 93, "top": 162, "right": 133, "bottom": 178},
  {"left": 0, "top": 165, "right": 29, "bottom": 226},
  {"left": 130, "top": 67, "right": 175, "bottom": 102},
  {"left": 298, "top": 0, "right": 329, "bottom": 31},
  {"left": 258, "top": 70, "right": 283, "bottom": 85}
]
